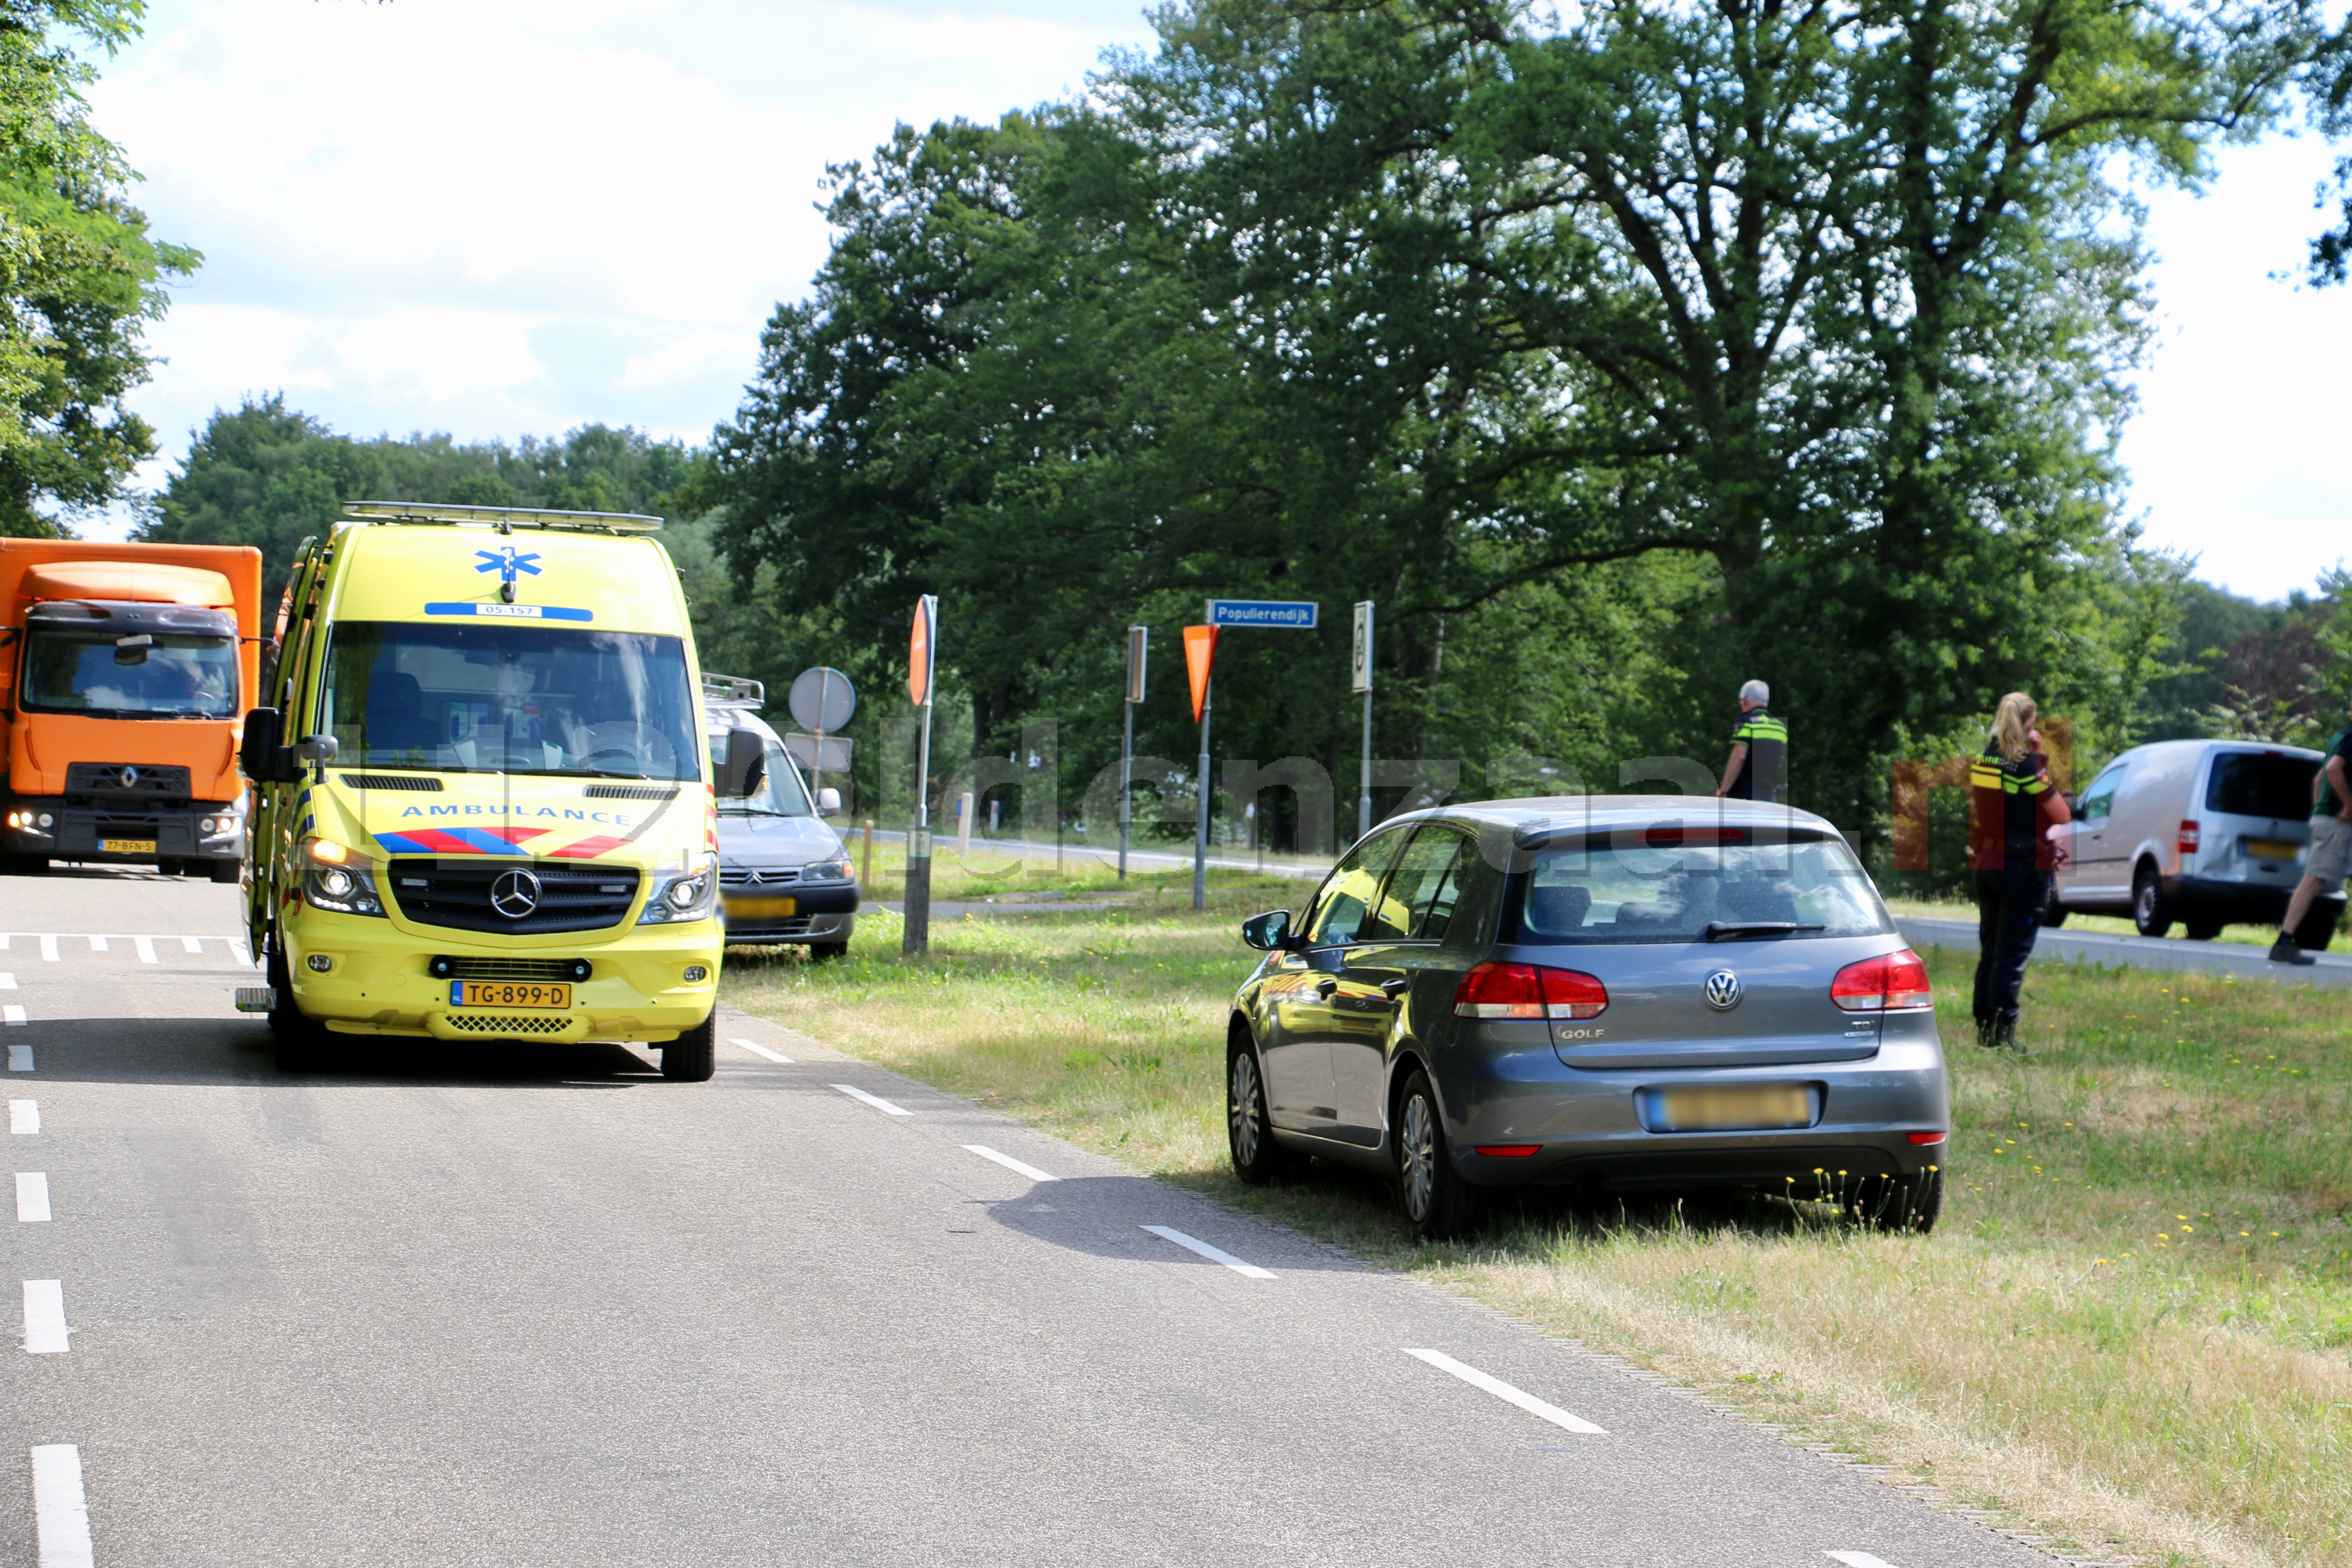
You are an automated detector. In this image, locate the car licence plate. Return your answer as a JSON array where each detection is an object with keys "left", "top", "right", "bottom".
[
  {"left": 101, "top": 838, "right": 158, "bottom": 856},
  {"left": 1653, "top": 1085, "right": 1815, "bottom": 1132},
  {"left": 448, "top": 981, "right": 571, "bottom": 1009},
  {"left": 2247, "top": 838, "right": 2300, "bottom": 861},
  {"left": 724, "top": 895, "right": 797, "bottom": 919}
]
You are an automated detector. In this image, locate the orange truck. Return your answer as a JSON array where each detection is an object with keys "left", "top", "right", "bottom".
[{"left": 1, "top": 539, "right": 264, "bottom": 881}]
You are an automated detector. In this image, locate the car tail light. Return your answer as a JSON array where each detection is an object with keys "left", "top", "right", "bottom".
[
  {"left": 1907, "top": 1131, "right": 1947, "bottom": 1145},
  {"left": 2178, "top": 819, "right": 2200, "bottom": 853},
  {"left": 1453, "top": 962, "right": 1609, "bottom": 1020},
  {"left": 1475, "top": 1144, "right": 1541, "bottom": 1157},
  {"left": 1831, "top": 949, "right": 1933, "bottom": 1011}
]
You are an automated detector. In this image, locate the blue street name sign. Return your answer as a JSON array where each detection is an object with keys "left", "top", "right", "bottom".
[{"left": 1206, "top": 599, "right": 1318, "bottom": 629}]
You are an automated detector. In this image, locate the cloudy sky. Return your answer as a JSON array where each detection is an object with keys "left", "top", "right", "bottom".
[{"left": 83, "top": 1, "right": 2352, "bottom": 602}]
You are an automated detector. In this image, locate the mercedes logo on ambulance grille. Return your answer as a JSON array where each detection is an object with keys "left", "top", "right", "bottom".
[
  {"left": 490, "top": 868, "right": 543, "bottom": 920},
  {"left": 1703, "top": 970, "right": 1743, "bottom": 1011}
]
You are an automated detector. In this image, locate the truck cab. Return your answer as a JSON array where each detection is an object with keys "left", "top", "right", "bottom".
[{"left": 1, "top": 541, "right": 262, "bottom": 880}]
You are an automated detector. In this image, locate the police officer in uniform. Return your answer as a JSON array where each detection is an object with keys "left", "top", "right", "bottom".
[
  {"left": 1968, "top": 692, "right": 2073, "bottom": 1051},
  {"left": 1716, "top": 679, "right": 1788, "bottom": 803}
]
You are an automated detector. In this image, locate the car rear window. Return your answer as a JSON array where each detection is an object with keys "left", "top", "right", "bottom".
[
  {"left": 2204, "top": 751, "right": 2318, "bottom": 819},
  {"left": 1506, "top": 830, "right": 1893, "bottom": 945}
]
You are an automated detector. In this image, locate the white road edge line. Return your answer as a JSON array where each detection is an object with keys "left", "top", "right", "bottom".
[
  {"left": 3, "top": 1005, "right": 25, "bottom": 1025},
  {"left": 964, "top": 1145, "right": 1058, "bottom": 1183},
  {"left": 1403, "top": 1348, "right": 1607, "bottom": 1435},
  {"left": 1141, "top": 1224, "right": 1274, "bottom": 1279},
  {"left": 16, "top": 1174, "right": 48, "bottom": 1223},
  {"left": 8, "top": 1046, "right": 29, "bottom": 1074},
  {"left": 830, "top": 1083, "right": 910, "bottom": 1116},
  {"left": 1827, "top": 1555, "right": 1901, "bottom": 1568},
  {"left": 729, "top": 1037, "right": 792, "bottom": 1063},
  {"left": 22, "top": 1280, "right": 69, "bottom": 1353},
  {"left": 29, "top": 1444, "right": 94, "bottom": 1568},
  {"left": 10, "top": 1101, "right": 37, "bottom": 1135}
]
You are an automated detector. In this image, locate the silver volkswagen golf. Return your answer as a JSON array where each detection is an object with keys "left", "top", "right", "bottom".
[{"left": 1229, "top": 797, "right": 1948, "bottom": 1238}]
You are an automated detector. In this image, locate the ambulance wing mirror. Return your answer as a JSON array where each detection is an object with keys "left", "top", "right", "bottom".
[
  {"left": 715, "top": 728, "right": 765, "bottom": 798},
  {"left": 294, "top": 734, "right": 340, "bottom": 765},
  {"left": 239, "top": 708, "right": 292, "bottom": 784}
]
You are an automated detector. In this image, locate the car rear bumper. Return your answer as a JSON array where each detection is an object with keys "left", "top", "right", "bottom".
[
  {"left": 2159, "top": 875, "right": 2343, "bottom": 922},
  {"left": 1434, "top": 1013, "right": 1949, "bottom": 1188}
]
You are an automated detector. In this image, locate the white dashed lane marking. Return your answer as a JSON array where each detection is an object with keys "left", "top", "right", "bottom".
[
  {"left": 729, "top": 1037, "right": 792, "bottom": 1063},
  {"left": 1827, "top": 1555, "right": 1902, "bottom": 1568},
  {"left": 16, "top": 1174, "right": 48, "bottom": 1223},
  {"left": 0, "top": 973, "right": 13, "bottom": 988},
  {"left": 134, "top": 936, "right": 156, "bottom": 963},
  {"left": 10, "top": 1101, "right": 36, "bottom": 1134},
  {"left": 183, "top": 936, "right": 204, "bottom": 953},
  {"left": 84, "top": 938, "right": 103, "bottom": 955},
  {"left": 830, "top": 1083, "right": 910, "bottom": 1117},
  {"left": 22, "top": 1280, "right": 69, "bottom": 1353},
  {"left": 1403, "top": 1349, "right": 1607, "bottom": 1435},
  {"left": 963, "top": 1145, "right": 1058, "bottom": 1183},
  {"left": 38, "top": 936, "right": 56, "bottom": 962},
  {"left": 7, "top": 1046, "right": 28, "bottom": 1074},
  {"left": 1141, "top": 1225, "right": 1274, "bottom": 1279},
  {"left": 30, "top": 1444, "right": 94, "bottom": 1568},
  {"left": 3, "top": 1005, "right": 24, "bottom": 1026},
  {"left": 30, "top": 1448, "right": 93, "bottom": 1568}
]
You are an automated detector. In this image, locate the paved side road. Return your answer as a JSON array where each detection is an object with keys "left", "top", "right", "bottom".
[
  {"left": 0, "top": 869, "right": 2065, "bottom": 1566},
  {"left": 1898, "top": 915, "right": 2352, "bottom": 989}
]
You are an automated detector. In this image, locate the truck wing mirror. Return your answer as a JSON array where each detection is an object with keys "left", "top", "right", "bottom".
[{"left": 715, "top": 728, "right": 765, "bottom": 798}]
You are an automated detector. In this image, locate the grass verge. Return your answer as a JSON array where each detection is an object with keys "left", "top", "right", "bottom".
[{"left": 725, "top": 888, "right": 2351, "bottom": 1568}]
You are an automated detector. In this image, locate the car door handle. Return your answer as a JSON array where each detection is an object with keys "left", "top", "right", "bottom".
[{"left": 1379, "top": 978, "right": 1410, "bottom": 1000}]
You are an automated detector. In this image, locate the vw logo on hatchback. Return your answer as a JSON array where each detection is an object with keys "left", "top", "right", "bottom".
[
  {"left": 490, "top": 868, "right": 543, "bottom": 919},
  {"left": 1703, "top": 969, "right": 1743, "bottom": 1011}
]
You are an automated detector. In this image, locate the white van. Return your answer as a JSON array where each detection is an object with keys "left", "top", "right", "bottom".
[{"left": 2053, "top": 738, "right": 2344, "bottom": 946}]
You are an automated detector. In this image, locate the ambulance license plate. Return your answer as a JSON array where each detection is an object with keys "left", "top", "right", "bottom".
[
  {"left": 1653, "top": 1085, "right": 1815, "bottom": 1132},
  {"left": 102, "top": 838, "right": 158, "bottom": 856},
  {"left": 449, "top": 981, "right": 570, "bottom": 1009},
  {"left": 725, "top": 896, "right": 797, "bottom": 919}
]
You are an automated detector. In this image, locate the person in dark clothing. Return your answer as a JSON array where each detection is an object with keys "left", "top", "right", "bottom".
[
  {"left": 2269, "top": 700, "right": 2352, "bottom": 965},
  {"left": 1716, "top": 679, "right": 1788, "bottom": 803},
  {"left": 1967, "top": 692, "right": 2074, "bottom": 1052}
]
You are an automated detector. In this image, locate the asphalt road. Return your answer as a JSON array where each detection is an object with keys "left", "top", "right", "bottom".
[
  {"left": 1898, "top": 915, "right": 2352, "bottom": 989},
  {"left": 0, "top": 869, "right": 2065, "bottom": 1567}
]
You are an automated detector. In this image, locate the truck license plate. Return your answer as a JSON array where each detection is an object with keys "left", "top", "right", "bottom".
[
  {"left": 724, "top": 896, "right": 796, "bottom": 919},
  {"left": 1654, "top": 1085, "right": 1815, "bottom": 1132},
  {"left": 449, "top": 981, "right": 571, "bottom": 1009},
  {"left": 102, "top": 838, "right": 158, "bottom": 856}
]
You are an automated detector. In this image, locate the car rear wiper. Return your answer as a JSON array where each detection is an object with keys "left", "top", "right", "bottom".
[{"left": 1703, "top": 921, "right": 1827, "bottom": 941}]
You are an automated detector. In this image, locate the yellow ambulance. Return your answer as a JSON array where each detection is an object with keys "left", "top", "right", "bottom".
[{"left": 237, "top": 504, "right": 753, "bottom": 1080}]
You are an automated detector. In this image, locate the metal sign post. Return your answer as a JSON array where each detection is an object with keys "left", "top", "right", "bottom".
[
  {"left": 1352, "top": 601, "right": 1374, "bottom": 841},
  {"left": 904, "top": 597, "right": 939, "bottom": 955},
  {"left": 1121, "top": 625, "right": 1147, "bottom": 881},
  {"left": 1183, "top": 625, "right": 1220, "bottom": 910}
]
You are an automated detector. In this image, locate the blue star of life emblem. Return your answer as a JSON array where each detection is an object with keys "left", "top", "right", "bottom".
[{"left": 474, "top": 547, "right": 544, "bottom": 585}]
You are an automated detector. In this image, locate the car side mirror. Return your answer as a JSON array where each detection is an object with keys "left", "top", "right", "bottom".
[
  {"left": 239, "top": 707, "right": 283, "bottom": 782},
  {"left": 816, "top": 786, "right": 841, "bottom": 815},
  {"left": 1240, "top": 909, "right": 1293, "bottom": 951},
  {"left": 715, "top": 728, "right": 765, "bottom": 798}
]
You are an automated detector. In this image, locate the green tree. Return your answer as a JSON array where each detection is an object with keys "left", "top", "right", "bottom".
[{"left": 0, "top": 0, "right": 199, "bottom": 536}]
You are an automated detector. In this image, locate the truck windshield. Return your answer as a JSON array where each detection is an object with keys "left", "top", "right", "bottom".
[
  {"left": 2205, "top": 750, "right": 2318, "bottom": 819},
  {"left": 21, "top": 628, "right": 238, "bottom": 718},
  {"left": 320, "top": 621, "right": 702, "bottom": 781},
  {"left": 1506, "top": 831, "right": 1893, "bottom": 944}
]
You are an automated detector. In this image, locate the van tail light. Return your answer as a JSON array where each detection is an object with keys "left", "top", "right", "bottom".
[
  {"left": 1453, "top": 962, "right": 1608, "bottom": 1020},
  {"left": 1830, "top": 948, "right": 1933, "bottom": 1011},
  {"left": 2177, "top": 819, "right": 2200, "bottom": 854}
]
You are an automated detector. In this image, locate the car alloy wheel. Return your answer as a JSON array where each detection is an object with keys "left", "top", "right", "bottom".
[
  {"left": 1229, "top": 1049, "right": 1263, "bottom": 1167},
  {"left": 1399, "top": 1090, "right": 1437, "bottom": 1223}
]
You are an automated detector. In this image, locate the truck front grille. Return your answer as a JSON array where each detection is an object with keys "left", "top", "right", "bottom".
[{"left": 384, "top": 860, "right": 640, "bottom": 935}]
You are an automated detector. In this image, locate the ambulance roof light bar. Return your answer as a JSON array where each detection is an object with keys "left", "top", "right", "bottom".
[{"left": 341, "top": 502, "right": 663, "bottom": 531}]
